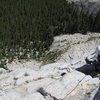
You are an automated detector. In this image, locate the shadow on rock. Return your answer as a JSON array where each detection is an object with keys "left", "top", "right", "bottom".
[
  {"left": 93, "top": 87, "right": 100, "bottom": 100},
  {"left": 76, "top": 64, "right": 97, "bottom": 77}
]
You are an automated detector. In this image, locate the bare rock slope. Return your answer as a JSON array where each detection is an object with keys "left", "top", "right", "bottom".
[
  {"left": 0, "top": 63, "right": 99, "bottom": 100},
  {"left": 50, "top": 33, "right": 100, "bottom": 68},
  {"left": 0, "top": 33, "right": 100, "bottom": 100}
]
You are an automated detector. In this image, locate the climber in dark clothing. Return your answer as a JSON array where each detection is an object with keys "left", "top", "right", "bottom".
[
  {"left": 77, "top": 46, "right": 100, "bottom": 77},
  {"left": 85, "top": 45, "right": 100, "bottom": 72}
]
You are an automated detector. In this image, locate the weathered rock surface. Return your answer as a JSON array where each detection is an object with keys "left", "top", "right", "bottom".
[
  {"left": 0, "top": 62, "right": 99, "bottom": 100},
  {"left": 0, "top": 33, "right": 100, "bottom": 100},
  {"left": 51, "top": 33, "right": 100, "bottom": 69}
]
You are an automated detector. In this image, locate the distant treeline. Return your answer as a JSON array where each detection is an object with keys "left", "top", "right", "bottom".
[{"left": 0, "top": 0, "right": 100, "bottom": 62}]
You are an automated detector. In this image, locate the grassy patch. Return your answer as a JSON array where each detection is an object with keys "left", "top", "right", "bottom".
[
  {"left": 87, "top": 36, "right": 100, "bottom": 41},
  {"left": 40, "top": 50, "right": 63, "bottom": 65},
  {"left": 13, "top": 77, "right": 18, "bottom": 80},
  {"left": 24, "top": 72, "right": 29, "bottom": 76},
  {"left": 25, "top": 81, "right": 29, "bottom": 83}
]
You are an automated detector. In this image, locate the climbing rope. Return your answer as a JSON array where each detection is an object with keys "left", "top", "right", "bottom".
[
  {"left": 60, "top": 55, "right": 87, "bottom": 99},
  {"left": 63, "top": 75, "right": 86, "bottom": 99}
]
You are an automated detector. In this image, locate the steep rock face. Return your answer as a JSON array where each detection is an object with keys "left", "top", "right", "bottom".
[
  {"left": 68, "top": 0, "right": 100, "bottom": 14},
  {"left": 0, "top": 62, "right": 99, "bottom": 100}
]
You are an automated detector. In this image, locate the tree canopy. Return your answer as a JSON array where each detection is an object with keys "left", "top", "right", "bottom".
[{"left": 0, "top": 0, "right": 99, "bottom": 65}]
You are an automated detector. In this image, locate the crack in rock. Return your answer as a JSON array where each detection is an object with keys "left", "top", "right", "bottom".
[{"left": 37, "top": 87, "right": 59, "bottom": 100}]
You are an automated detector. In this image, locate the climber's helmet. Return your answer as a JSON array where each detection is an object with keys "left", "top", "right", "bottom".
[{"left": 96, "top": 45, "right": 100, "bottom": 55}]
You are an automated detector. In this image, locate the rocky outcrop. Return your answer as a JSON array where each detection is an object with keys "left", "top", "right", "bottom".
[
  {"left": 0, "top": 62, "right": 99, "bottom": 100},
  {"left": 0, "top": 33, "right": 100, "bottom": 100},
  {"left": 51, "top": 33, "right": 100, "bottom": 69}
]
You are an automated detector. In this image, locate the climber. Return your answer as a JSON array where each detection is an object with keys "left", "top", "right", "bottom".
[{"left": 85, "top": 45, "right": 100, "bottom": 72}]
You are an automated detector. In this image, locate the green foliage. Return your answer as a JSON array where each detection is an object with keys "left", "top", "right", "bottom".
[
  {"left": 93, "top": 11, "right": 100, "bottom": 32},
  {"left": 13, "top": 77, "right": 18, "bottom": 80},
  {"left": 0, "top": 0, "right": 99, "bottom": 69},
  {"left": 87, "top": 36, "right": 100, "bottom": 42},
  {"left": 40, "top": 50, "right": 63, "bottom": 65},
  {"left": 24, "top": 72, "right": 29, "bottom": 76}
]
